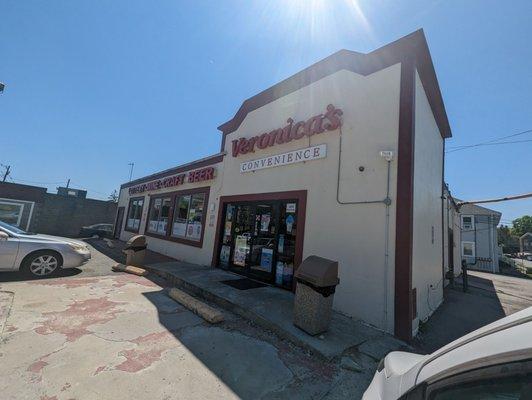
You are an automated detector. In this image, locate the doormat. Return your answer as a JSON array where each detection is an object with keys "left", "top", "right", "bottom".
[{"left": 220, "top": 278, "right": 267, "bottom": 290}]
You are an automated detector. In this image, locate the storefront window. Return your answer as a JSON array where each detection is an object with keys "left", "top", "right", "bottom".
[
  {"left": 147, "top": 197, "right": 172, "bottom": 235},
  {"left": 171, "top": 193, "right": 205, "bottom": 242},
  {"left": 145, "top": 188, "right": 209, "bottom": 246},
  {"left": 126, "top": 197, "right": 144, "bottom": 232}
]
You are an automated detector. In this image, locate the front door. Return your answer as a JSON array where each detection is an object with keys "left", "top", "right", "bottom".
[
  {"left": 114, "top": 207, "right": 125, "bottom": 239},
  {"left": 217, "top": 200, "right": 299, "bottom": 289}
]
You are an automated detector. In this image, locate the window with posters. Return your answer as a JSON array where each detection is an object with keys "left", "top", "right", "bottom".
[
  {"left": 144, "top": 187, "right": 209, "bottom": 247},
  {"left": 125, "top": 197, "right": 144, "bottom": 232}
]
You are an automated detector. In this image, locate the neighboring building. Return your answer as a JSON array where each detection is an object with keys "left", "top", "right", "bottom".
[
  {"left": 0, "top": 181, "right": 117, "bottom": 237},
  {"left": 116, "top": 30, "right": 452, "bottom": 341},
  {"left": 56, "top": 186, "right": 87, "bottom": 199},
  {"left": 442, "top": 185, "right": 462, "bottom": 282},
  {"left": 456, "top": 202, "right": 501, "bottom": 273},
  {"left": 520, "top": 232, "right": 532, "bottom": 253}
]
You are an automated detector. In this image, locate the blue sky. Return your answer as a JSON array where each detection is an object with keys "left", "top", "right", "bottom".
[{"left": 1, "top": 0, "right": 531, "bottom": 224}]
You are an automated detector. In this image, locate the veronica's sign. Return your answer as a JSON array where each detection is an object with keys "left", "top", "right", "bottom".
[{"left": 240, "top": 144, "right": 326, "bottom": 173}]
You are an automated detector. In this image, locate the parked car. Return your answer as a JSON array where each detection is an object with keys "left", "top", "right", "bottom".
[
  {"left": 79, "top": 223, "right": 114, "bottom": 238},
  {"left": 363, "top": 307, "right": 532, "bottom": 399},
  {"left": 0, "top": 221, "right": 91, "bottom": 277}
]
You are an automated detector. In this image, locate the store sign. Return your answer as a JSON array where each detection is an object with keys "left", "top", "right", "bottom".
[
  {"left": 231, "top": 104, "right": 342, "bottom": 157},
  {"left": 240, "top": 144, "right": 326, "bottom": 173},
  {"left": 128, "top": 167, "right": 215, "bottom": 195}
]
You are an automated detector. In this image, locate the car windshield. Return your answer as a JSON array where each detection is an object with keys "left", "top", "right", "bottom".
[{"left": 0, "top": 220, "right": 30, "bottom": 235}]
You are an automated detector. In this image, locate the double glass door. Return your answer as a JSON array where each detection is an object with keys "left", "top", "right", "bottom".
[{"left": 218, "top": 200, "right": 298, "bottom": 289}]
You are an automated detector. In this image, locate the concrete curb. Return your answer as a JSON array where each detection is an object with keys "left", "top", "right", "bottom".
[
  {"left": 112, "top": 263, "right": 149, "bottom": 276},
  {"left": 145, "top": 266, "right": 335, "bottom": 360},
  {"left": 168, "top": 287, "right": 224, "bottom": 324}
]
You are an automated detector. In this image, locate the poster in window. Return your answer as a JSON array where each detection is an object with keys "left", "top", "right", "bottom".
[
  {"left": 224, "top": 221, "right": 232, "bottom": 237},
  {"left": 220, "top": 245, "right": 230, "bottom": 267},
  {"left": 186, "top": 222, "right": 202, "bottom": 240},
  {"left": 286, "top": 203, "right": 296, "bottom": 213},
  {"left": 278, "top": 234, "right": 284, "bottom": 253},
  {"left": 260, "top": 213, "right": 271, "bottom": 232},
  {"left": 286, "top": 214, "right": 295, "bottom": 233},
  {"left": 157, "top": 220, "right": 167, "bottom": 234},
  {"left": 260, "top": 248, "right": 273, "bottom": 272},
  {"left": 148, "top": 220, "right": 158, "bottom": 232},
  {"left": 172, "top": 221, "right": 187, "bottom": 237},
  {"left": 233, "top": 235, "right": 249, "bottom": 267}
]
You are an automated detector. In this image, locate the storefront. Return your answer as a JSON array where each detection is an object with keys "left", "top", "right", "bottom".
[{"left": 116, "top": 30, "right": 452, "bottom": 341}]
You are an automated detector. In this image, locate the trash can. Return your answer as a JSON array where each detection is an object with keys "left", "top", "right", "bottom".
[
  {"left": 293, "top": 255, "right": 339, "bottom": 335},
  {"left": 123, "top": 235, "right": 147, "bottom": 267}
]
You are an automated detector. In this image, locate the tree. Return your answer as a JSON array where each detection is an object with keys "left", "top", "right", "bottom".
[
  {"left": 498, "top": 225, "right": 519, "bottom": 253},
  {"left": 108, "top": 190, "right": 118, "bottom": 202},
  {"left": 511, "top": 215, "right": 532, "bottom": 237}
]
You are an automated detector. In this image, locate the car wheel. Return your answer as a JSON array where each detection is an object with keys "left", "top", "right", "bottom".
[{"left": 21, "top": 251, "right": 62, "bottom": 278}]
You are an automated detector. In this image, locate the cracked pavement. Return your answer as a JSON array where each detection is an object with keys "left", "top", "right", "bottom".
[{"left": 0, "top": 243, "right": 376, "bottom": 400}]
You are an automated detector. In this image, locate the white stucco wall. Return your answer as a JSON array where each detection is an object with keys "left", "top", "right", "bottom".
[
  {"left": 218, "top": 66, "right": 401, "bottom": 332},
  {"left": 117, "top": 162, "right": 223, "bottom": 266},
  {"left": 411, "top": 70, "right": 444, "bottom": 335}
]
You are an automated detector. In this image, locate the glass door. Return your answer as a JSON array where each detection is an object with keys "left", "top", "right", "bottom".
[
  {"left": 217, "top": 199, "right": 299, "bottom": 289},
  {"left": 249, "top": 203, "right": 277, "bottom": 281}
]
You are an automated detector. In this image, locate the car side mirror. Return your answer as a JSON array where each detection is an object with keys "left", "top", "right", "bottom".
[{"left": 0, "top": 231, "right": 9, "bottom": 241}]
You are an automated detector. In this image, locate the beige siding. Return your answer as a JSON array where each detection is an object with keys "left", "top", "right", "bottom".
[
  {"left": 411, "top": 70, "right": 444, "bottom": 335},
  {"left": 219, "top": 66, "right": 401, "bottom": 332}
]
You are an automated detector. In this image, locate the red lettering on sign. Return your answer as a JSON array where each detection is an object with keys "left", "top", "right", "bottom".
[
  {"left": 128, "top": 167, "right": 215, "bottom": 194},
  {"left": 231, "top": 105, "right": 342, "bottom": 157}
]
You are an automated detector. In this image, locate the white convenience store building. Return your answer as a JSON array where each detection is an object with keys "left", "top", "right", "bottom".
[{"left": 115, "top": 30, "right": 452, "bottom": 341}]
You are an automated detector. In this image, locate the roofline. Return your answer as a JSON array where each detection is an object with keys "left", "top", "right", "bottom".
[
  {"left": 120, "top": 152, "right": 225, "bottom": 190},
  {"left": 217, "top": 29, "right": 451, "bottom": 141}
]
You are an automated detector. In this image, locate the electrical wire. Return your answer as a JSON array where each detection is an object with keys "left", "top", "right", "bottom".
[{"left": 446, "top": 127, "right": 532, "bottom": 154}]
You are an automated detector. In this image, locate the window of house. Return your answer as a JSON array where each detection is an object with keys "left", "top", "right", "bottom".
[
  {"left": 0, "top": 201, "right": 24, "bottom": 227},
  {"left": 126, "top": 197, "right": 144, "bottom": 232},
  {"left": 461, "top": 241, "right": 475, "bottom": 257},
  {"left": 461, "top": 215, "right": 474, "bottom": 230},
  {"left": 145, "top": 188, "right": 209, "bottom": 246}
]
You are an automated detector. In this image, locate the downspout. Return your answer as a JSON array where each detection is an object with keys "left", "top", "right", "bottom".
[{"left": 335, "top": 125, "right": 393, "bottom": 330}]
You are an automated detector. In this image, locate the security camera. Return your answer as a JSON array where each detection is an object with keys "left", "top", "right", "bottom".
[{"left": 380, "top": 151, "right": 394, "bottom": 161}]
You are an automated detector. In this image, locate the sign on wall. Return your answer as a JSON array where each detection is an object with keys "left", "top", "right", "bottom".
[
  {"left": 231, "top": 104, "right": 342, "bottom": 157},
  {"left": 240, "top": 144, "right": 327, "bottom": 173},
  {"left": 128, "top": 167, "right": 215, "bottom": 195}
]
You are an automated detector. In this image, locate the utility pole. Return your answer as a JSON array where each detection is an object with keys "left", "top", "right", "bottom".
[
  {"left": 128, "top": 163, "right": 134, "bottom": 182},
  {"left": 2, "top": 165, "right": 11, "bottom": 182},
  {"left": 66, "top": 178, "right": 70, "bottom": 188}
]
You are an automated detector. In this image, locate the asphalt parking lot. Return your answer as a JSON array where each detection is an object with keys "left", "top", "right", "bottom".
[{"left": 0, "top": 241, "right": 374, "bottom": 400}]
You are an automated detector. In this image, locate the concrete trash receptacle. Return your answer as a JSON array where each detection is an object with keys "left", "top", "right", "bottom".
[
  {"left": 293, "top": 255, "right": 339, "bottom": 335},
  {"left": 123, "top": 235, "right": 147, "bottom": 267}
]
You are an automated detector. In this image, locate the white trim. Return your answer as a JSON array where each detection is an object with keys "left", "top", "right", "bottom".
[
  {"left": 26, "top": 202, "right": 35, "bottom": 231},
  {"left": 461, "top": 241, "right": 476, "bottom": 258},
  {"left": 460, "top": 214, "right": 475, "bottom": 231},
  {"left": 0, "top": 197, "right": 36, "bottom": 230}
]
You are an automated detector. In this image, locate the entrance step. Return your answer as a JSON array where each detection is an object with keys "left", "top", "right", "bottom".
[{"left": 145, "top": 261, "right": 408, "bottom": 360}]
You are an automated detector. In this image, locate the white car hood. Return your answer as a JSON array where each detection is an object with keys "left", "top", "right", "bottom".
[{"left": 18, "top": 233, "right": 86, "bottom": 246}]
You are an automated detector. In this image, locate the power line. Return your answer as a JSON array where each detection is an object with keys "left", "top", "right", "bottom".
[
  {"left": 457, "top": 192, "right": 532, "bottom": 207},
  {"left": 446, "top": 128, "right": 532, "bottom": 154}
]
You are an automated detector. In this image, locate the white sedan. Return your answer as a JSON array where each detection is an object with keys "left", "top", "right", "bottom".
[
  {"left": 0, "top": 221, "right": 91, "bottom": 278},
  {"left": 363, "top": 307, "right": 532, "bottom": 399}
]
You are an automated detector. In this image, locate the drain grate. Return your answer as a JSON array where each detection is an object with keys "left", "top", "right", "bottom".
[{"left": 220, "top": 278, "right": 267, "bottom": 290}]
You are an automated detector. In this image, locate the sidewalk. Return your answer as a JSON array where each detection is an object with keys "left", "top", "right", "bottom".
[{"left": 145, "top": 261, "right": 408, "bottom": 360}]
